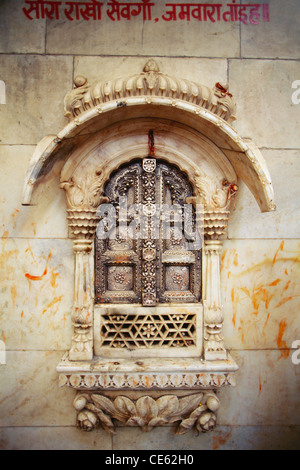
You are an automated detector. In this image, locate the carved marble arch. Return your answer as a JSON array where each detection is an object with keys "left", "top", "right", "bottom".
[{"left": 22, "top": 60, "right": 275, "bottom": 435}]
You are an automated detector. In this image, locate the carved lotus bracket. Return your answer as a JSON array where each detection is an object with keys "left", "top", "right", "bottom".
[{"left": 73, "top": 391, "right": 220, "bottom": 435}]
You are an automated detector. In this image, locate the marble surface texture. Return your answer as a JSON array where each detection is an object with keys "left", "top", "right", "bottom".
[{"left": 0, "top": 0, "right": 300, "bottom": 451}]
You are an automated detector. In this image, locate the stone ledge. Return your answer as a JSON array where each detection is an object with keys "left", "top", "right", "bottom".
[{"left": 57, "top": 354, "right": 238, "bottom": 391}]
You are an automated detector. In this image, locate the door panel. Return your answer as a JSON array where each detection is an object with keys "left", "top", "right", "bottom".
[{"left": 95, "top": 158, "right": 202, "bottom": 306}]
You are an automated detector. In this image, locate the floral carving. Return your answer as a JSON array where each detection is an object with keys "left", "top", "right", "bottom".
[
  {"left": 114, "top": 272, "right": 126, "bottom": 284},
  {"left": 73, "top": 392, "right": 220, "bottom": 435},
  {"left": 190, "top": 172, "right": 238, "bottom": 211},
  {"left": 60, "top": 169, "right": 108, "bottom": 211},
  {"left": 141, "top": 324, "right": 157, "bottom": 338},
  {"left": 172, "top": 273, "right": 184, "bottom": 286}
]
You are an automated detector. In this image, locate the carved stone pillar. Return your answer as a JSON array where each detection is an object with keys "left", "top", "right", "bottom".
[
  {"left": 60, "top": 171, "right": 107, "bottom": 361},
  {"left": 203, "top": 210, "right": 230, "bottom": 360},
  {"left": 67, "top": 210, "right": 99, "bottom": 361},
  {"left": 190, "top": 174, "right": 238, "bottom": 361}
]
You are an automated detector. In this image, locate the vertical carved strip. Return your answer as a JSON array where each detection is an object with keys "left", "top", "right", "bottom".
[
  {"left": 141, "top": 158, "right": 157, "bottom": 306},
  {"left": 203, "top": 240, "right": 226, "bottom": 360}
]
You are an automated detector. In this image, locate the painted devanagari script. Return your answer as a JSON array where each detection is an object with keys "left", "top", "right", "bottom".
[{"left": 22, "top": 0, "right": 270, "bottom": 24}]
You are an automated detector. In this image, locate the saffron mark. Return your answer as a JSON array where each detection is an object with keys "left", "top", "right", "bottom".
[
  {"left": 25, "top": 267, "right": 47, "bottom": 281},
  {"left": 216, "top": 82, "right": 232, "bottom": 98},
  {"left": 41, "top": 295, "right": 63, "bottom": 315},
  {"left": 221, "top": 249, "right": 227, "bottom": 265},
  {"left": 24, "top": 252, "right": 52, "bottom": 281},
  {"left": 212, "top": 428, "right": 232, "bottom": 450},
  {"left": 268, "top": 278, "right": 281, "bottom": 287},
  {"left": 276, "top": 319, "right": 289, "bottom": 360},
  {"left": 10, "top": 285, "right": 17, "bottom": 309},
  {"left": 50, "top": 270, "right": 60, "bottom": 289},
  {"left": 263, "top": 312, "right": 270, "bottom": 334},
  {"left": 275, "top": 296, "right": 294, "bottom": 309},
  {"left": 231, "top": 288, "right": 236, "bottom": 327},
  {"left": 282, "top": 280, "right": 291, "bottom": 292},
  {"left": 259, "top": 371, "right": 262, "bottom": 392},
  {"left": 272, "top": 240, "right": 285, "bottom": 265}
]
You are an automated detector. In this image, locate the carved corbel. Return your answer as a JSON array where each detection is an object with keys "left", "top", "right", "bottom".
[
  {"left": 60, "top": 169, "right": 108, "bottom": 361},
  {"left": 188, "top": 173, "right": 238, "bottom": 360},
  {"left": 73, "top": 391, "right": 220, "bottom": 435},
  {"left": 64, "top": 75, "right": 90, "bottom": 120}
]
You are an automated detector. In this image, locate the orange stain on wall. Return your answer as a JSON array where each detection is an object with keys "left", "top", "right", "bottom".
[
  {"left": 10, "top": 284, "right": 17, "bottom": 308},
  {"left": 225, "top": 240, "right": 300, "bottom": 350},
  {"left": 50, "top": 270, "right": 60, "bottom": 289},
  {"left": 24, "top": 252, "right": 52, "bottom": 281},
  {"left": 272, "top": 240, "right": 285, "bottom": 264},
  {"left": 41, "top": 295, "right": 63, "bottom": 315},
  {"left": 25, "top": 267, "right": 47, "bottom": 281},
  {"left": 275, "top": 296, "right": 294, "bottom": 309},
  {"left": 231, "top": 288, "right": 236, "bottom": 327},
  {"left": 276, "top": 319, "right": 289, "bottom": 360},
  {"left": 212, "top": 428, "right": 232, "bottom": 450}
]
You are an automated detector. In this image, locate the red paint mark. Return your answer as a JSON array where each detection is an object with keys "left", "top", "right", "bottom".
[
  {"left": 24, "top": 252, "right": 52, "bottom": 281},
  {"left": 212, "top": 428, "right": 232, "bottom": 450},
  {"left": 283, "top": 280, "right": 291, "bottom": 292},
  {"left": 21, "top": 311, "right": 24, "bottom": 318},
  {"left": 25, "top": 267, "right": 47, "bottom": 281},
  {"left": 276, "top": 319, "right": 289, "bottom": 360},
  {"left": 268, "top": 278, "right": 281, "bottom": 287},
  {"left": 272, "top": 241, "right": 284, "bottom": 265}
]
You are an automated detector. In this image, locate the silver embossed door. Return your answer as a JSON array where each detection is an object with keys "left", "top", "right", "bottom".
[{"left": 94, "top": 158, "right": 203, "bottom": 357}]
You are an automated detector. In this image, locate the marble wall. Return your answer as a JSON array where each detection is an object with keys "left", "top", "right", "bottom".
[{"left": 0, "top": 0, "right": 300, "bottom": 450}]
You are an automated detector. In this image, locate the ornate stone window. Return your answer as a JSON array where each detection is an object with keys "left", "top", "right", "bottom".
[{"left": 23, "top": 60, "right": 275, "bottom": 435}]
